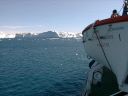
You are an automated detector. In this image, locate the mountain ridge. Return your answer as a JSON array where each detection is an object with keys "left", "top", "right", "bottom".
[{"left": 0, "top": 31, "right": 82, "bottom": 39}]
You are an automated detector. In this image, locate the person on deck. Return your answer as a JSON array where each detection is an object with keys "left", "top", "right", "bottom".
[
  {"left": 122, "top": 0, "right": 128, "bottom": 16},
  {"left": 111, "top": 9, "right": 120, "bottom": 18}
]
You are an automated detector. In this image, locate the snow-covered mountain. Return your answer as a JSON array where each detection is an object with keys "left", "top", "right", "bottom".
[
  {"left": 0, "top": 31, "right": 82, "bottom": 39},
  {"left": 0, "top": 32, "right": 38, "bottom": 39},
  {"left": 0, "top": 32, "right": 15, "bottom": 38},
  {"left": 57, "top": 32, "right": 82, "bottom": 38}
]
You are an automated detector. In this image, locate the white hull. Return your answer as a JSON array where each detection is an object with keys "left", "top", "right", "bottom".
[{"left": 83, "top": 21, "right": 128, "bottom": 92}]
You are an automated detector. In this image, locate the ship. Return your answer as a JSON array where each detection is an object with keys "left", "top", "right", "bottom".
[{"left": 82, "top": 0, "right": 128, "bottom": 96}]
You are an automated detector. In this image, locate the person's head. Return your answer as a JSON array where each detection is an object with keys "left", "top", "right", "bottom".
[{"left": 113, "top": 9, "right": 117, "bottom": 14}]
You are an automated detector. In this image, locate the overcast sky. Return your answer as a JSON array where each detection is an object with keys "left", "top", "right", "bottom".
[{"left": 0, "top": 0, "right": 123, "bottom": 33}]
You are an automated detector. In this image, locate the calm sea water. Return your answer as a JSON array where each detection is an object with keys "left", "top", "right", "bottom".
[{"left": 0, "top": 38, "right": 89, "bottom": 96}]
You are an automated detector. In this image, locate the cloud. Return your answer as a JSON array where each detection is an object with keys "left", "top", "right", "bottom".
[
  {"left": 0, "top": 25, "right": 45, "bottom": 33},
  {"left": 0, "top": 25, "right": 36, "bottom": 29}
]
